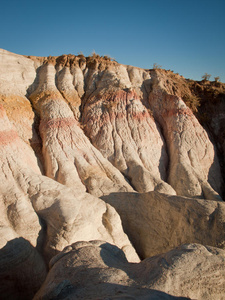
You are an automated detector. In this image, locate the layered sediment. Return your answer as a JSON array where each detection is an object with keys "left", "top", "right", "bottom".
[{"left": 0, "top": 48, "right": 224, "bottom": 299}]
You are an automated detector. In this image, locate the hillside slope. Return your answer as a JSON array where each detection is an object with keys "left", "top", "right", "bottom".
[{"left": 0, "top": 49, "right": 224, "bottom": 300}]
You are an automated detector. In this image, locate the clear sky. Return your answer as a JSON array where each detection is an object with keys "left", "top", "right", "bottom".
[{"left": 1, "top": 0, "right": 225, "bottom": 82}]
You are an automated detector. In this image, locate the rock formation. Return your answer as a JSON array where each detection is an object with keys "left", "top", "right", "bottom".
[
  {"left": 82, "top": 88, "right": 175, "bottom": 194},
  {"left": 0, "top": 48, "right": 224, "bottom": 299},
  {"left": 0, "top": 91, "right": 139, "bottom": 298},
  {"left": 34, "top": 241, "right": 225, "bottom": 300},
  {"left": 28, "top": 63, "right": 134, "bottom": 197},
  {"left": 102, "top": 191, "right": 225, "bottom": 259},
  {"left": 149, "top": 70, "right": 223, "bottom": 199}
]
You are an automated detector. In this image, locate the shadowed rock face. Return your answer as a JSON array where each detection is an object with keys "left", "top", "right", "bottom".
[
  {"left": 0, "top": 237, "right": 47, "bottom": 300},
  {"left": 34, "top": 241, "right": 225, "bottom": 300},
  {"left": 102, "top": 191, "right": 225, "bottom": 259},
  {"left": 0, "top": 49, "right": 224, "bottom": 299}
]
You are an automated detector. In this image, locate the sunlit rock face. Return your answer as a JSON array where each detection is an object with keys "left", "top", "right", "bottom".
[
  {"left": 0, "top": 49, "right": 224, "bottom": 299},
  {"left": 149, "top": 73, "right": 222, "bottom": 199},
  {"left": 82, "top": 88, "right": 175, "bottom": 195}
]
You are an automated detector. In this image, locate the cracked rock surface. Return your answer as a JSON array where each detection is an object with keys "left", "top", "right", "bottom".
[{"left": 0, "top": 49, "right": 224, "bottom": 299}]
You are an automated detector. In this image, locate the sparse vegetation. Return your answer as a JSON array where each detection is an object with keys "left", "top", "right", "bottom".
[
  {"left": 202, "top": 73, "right": 211, "bottom": 81},
  {"left": 182, "top": 93, "right": 200, "bottom": 112},
  {"left": 87, "top": 52, "right": 116, "bottom": 63},
  {"left": 90, "top": 51, "right": 100, "bottom": 59},
  {"left": 103, "top": 55, "right": 110, "bottom": 61},
  {"left": 153, "top": 63, "right": 162, "bottom": 69},
  {"left": 187, "top": 79, "right": 225, "bottom": 127},
  {"left": 214, "top": 76, "right": 220, "bottom": 82}
]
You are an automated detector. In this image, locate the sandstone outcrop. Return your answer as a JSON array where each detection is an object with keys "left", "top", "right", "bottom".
[
  {"left": 81, "top": 61, "right": 176, "bottom": 194},
  {"left": 0, "top": 237, "right": 47, "bottom": 300},
  {"left": 1, "top": 49, "right": 223, "bottom": 199},
  {"left": 0, "top": 49, "right": 43, "bottom": 168},
  {"left": 82, "top": 88, "right": 175, "bottom": 194},
  {"left": 149, "top": 70, "right": 223, "bottom": 199},
  {"left": 29, "top": 63, "right": 133, "bottom": 197},
  {"left": 0, "top": 49, "right": 224, "bottom": 299},
  {"left": 34, "top": 240, "right": 225, "bottom": 300},
  {"left": 0, "top": 101, "right": 139, "bottom": 298},
  {"left": 103, "top": 191, "right": 225, "bottom": 258},
  {"left": 0, "top": 102, "right": 139, "bottom": 259},
  {"left": 188, "top": 79, "right": 225, "bottom": 189}
]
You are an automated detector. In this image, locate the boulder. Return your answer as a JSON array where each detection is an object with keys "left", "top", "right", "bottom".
[
  {"left": 102, "top": 191, "right": 225, "bottom": 258},
  {"left": 34, "top": 240, "right": 225, "bottom": 300},
  {"left": 0, "top": 236, "right": 47, "bottom": 300}
]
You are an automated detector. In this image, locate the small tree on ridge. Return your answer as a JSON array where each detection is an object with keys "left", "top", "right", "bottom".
[
  {"left": 153, "top": 63, "right": 162, "bottom": 69},
  {"left": 214, "top": 76, "right": 220, "bottom": 82},
  {"left": 202, "top": 73, "right": 211, "bottom": 81}
]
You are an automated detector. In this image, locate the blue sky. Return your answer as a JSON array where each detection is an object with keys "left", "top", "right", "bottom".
[{"left": 1, "top": 0, "right": 225, "bottom": 82}]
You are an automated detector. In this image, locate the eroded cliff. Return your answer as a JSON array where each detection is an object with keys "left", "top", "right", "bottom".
[{"left": 0, "top": 49, "right": 224, "bottom": 300}]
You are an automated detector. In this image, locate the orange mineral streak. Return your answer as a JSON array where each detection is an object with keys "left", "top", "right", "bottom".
[
  {"left": 30, "top": 91, "right": 63, "bottom": 105},
  {"left": 0, "top": 104, "right": 6, "bottom": 118},
  {"left": 0, "top": 95, "right": 34, "bottom": 118}
]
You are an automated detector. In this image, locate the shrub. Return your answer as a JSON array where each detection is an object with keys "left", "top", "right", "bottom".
[
  {"left": 214, "top": 76, "right": 220, "bottom": 82},
  {"left": 202, "top": 73, "right": 211, "bottom": 81},
  {"left": 153, "top": 63, "right": 162, "bottom": 69},
  {"left": 103, "top": 55, "right": 111, "bottom": 61}
]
